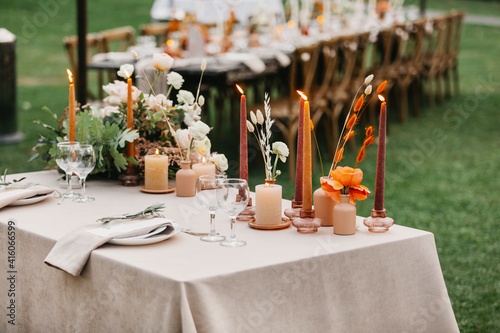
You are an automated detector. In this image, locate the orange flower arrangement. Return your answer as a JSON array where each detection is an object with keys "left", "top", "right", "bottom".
[{"left": 321, "top": 77, "right": 387, "bottom": 204}]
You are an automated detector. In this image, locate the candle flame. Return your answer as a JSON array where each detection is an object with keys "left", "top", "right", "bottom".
[
  {"left": 202, "top": 156, "right": 206, "bottom": 163},
  {"left": 287, "top": 20, "right": 296, "bottom": 29},
  {"left": 66, "top": 69, "right": 73, "bottom": 84},
  {"left": 317, "top": 15, "right": 325, "bottom": 24},
  {"left": 276, "top": 25, "right": 284, "bottom": 33},
  {"left": 378, "top": 95, "right": 385, "bottom": 102},
  {"left": 155, "top": 148, "right": 159, "bottom": 155},
  {"left": 236, "top": 84, "right": 244, "bottom": 95},
  {"left": 166, "top": 39, "right": 174, "bottom": 47},
  {"left": 296, "top": 90, "right": 308, "bottom": 101}
]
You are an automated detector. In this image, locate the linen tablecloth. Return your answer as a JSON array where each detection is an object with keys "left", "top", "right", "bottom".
[{"left": 0, "top": 171, "right": 459, "bottom": 333}]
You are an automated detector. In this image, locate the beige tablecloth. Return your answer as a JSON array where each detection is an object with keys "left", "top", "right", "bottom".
[{"left": 0, "top": 171, "right": 459, "bottom": 333}]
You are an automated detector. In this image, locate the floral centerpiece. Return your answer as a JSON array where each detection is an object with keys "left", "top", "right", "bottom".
[
  {"left": 32, "top": 53, "right": 228, "bottom": 178},
  {"left": 321, "top": 75, "right": 387, "bottom": 204}
]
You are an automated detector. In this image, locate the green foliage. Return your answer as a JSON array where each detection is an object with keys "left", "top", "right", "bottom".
[{"left": 31, "top": 107, "right": 139, "bottom": 178}]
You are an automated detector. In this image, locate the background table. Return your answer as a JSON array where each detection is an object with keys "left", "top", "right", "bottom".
[{"left": 0, "top": 171, "right": 459, "bottom": 332}]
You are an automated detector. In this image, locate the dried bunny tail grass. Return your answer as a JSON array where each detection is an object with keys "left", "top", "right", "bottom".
[
  {"left": 354, "top": 95, "right": 364, "bottom": 112},
  {"left": 346, "top": 114, "right": 358, "bottom": 129},
  {"left": 343, "top": 130, "right": 356, "bottom": 142},
  {"left": 356, "top": 146, "right": 366, "bottom": 164},
  {"left": 376, "top": 80, "right": 387, "bottom": 93},
  {"left": 334, "top": 147, "right": 344, "bottom": 164},
  {"left": 363, "top": 135, "right": 375, "bottom": 147},
  {"left": 365, "top": 126, "right": 374, "bottom": 137}
]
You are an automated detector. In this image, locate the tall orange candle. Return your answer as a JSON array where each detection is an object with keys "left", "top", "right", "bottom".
[
  {"left": 295, "top": 91, "right": 306, "bottom": 203},
  {"left": 302, "top": 97, "right": 312, "bottom": 211},
  {"left": 67, "top": 69, "right": 76, "bottom": 142},
  {"left": 236, "top": 84, "right": 248, "bottom": 182},
  {"left": 374, "top": 95, "right": 387, "bottom": 211},
  {"left": 125, "top": 70, "right": 134, "bottom": 160}
]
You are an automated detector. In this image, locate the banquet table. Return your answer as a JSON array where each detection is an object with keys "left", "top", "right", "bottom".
[{"left": 0, "top": 171, "right": 459, "bottom": 333}]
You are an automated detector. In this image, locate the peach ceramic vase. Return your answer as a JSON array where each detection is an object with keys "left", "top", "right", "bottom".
[
  {"left": 175, "top": 161, "right": 196, "bottom": 197},
  {"left": 333, "top": 194, "right": 356, "bottom": 235},
  {"left": 313, "top": 177, "right": 338, "bottom": 227}
]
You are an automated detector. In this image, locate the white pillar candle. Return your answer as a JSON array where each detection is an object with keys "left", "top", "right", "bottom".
[
  {"left": 145, "top": 151, "right": 169, "bottom": 191},
  {"left": 255, "top": 183, "right": 282, "bottom": 225},
  {"left": 192, "top": 162, "right": 216, "bottom": 180}
]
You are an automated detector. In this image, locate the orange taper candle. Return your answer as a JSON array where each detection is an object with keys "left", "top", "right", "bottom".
[
  {"left": 126, "top": 72, "right": 134, "bottom": 160},
  {"left": 236, "top": 84, "right": 248, "bottom": 182},
  {"left": 302, "top": 98, "right": 312, "bottom": 211},
  {"left": 67, "top": 69, "right": 76, "bottom": 142},
  {"left": 374, "top": 95, "right": 387, "bottom": 211}
]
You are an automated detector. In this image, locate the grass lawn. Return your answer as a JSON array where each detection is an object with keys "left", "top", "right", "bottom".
[{"left": 1, "top": 0, "right": 499, "bottom": 331}]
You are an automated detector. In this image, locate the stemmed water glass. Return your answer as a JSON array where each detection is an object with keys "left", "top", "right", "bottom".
[
  {"left": 216, "top": 178, "right": 250, "bottom": 247},
  {"left": 55, "top": 141, "right": 80, "bottom": 199},
  {"left": 196, "top": 175, "right": 226, "bottom": 242},
  {"left": 73, "top": 144, "right": 96, "bottom": 203}
]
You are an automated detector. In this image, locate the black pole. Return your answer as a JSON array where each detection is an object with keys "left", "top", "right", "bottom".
[
  {"left": 77, "top": 0, "right": 87, "bottom": 105},
  {"left": 420, "top": 0, "right": 426, "bottom": 17}
]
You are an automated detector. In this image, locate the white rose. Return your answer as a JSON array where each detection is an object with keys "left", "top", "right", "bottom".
[
  {"left": 102, "top": 105, "right": 120, "bottom": 117},
  {"left": 209, "top": 153, "right": 228, "bottom": 171},
  {"left": 117, "top": 64, "right": 134, "bottom": 79},
  {"left": 181, "top": 103, "right": 201, "bottom": 126},
  {"left": 152, "top": 53, "right": 175, "bottom": 71},
  {"left": 166, "top": 71, "right": 184, "bottom": 90},
  {"left": 175, "top": 129, "right": 191, "bottom": 150},
  {"left": 103, "top": 80, "right": 140, "bottom": 105},
  {"left": 183, "top": 112, "right": 194, "bottom": 127},
  {"left": 272, "top": 141, "right": 289, "bottom": 163},
  {"left": 189, "top": 121, "right": 210, "bottom": 141},
  {"left": 145, "top": 94, "right": 171, "bottom": 111},
  {"left": 194, "top": 137, "right": 211, "bottom": 156},
  {"left": 177, "top": 90, "right": 195, "bottom": 105}
]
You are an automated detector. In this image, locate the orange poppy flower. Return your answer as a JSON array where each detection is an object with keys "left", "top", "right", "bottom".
[
  {"left": 321, "top": 177, "right": 342, "bottom": 201},
  {"left": 332, "top": 166, "right": 363, "bottom": 187},
  {"left": 348, "top": 184, "right": 371, "bottom": 204}
]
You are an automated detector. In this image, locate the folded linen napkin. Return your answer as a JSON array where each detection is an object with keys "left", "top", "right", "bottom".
[
  {"left": 0, "top": 185, "right": 54, "bottom": 209},
  {"left": 44, "top": 218, "right": 173, "bottom": 276}
]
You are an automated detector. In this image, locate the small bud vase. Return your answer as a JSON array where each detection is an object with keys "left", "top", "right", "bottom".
[
  {"left": 313, "top": 177, "right": 337, "bottom": 227},
  {"left": 175, "top": 161, "right": 196, "bottom": 197},
  {"left": 333, "top": 194, "right": 356, "bottom": 235}
]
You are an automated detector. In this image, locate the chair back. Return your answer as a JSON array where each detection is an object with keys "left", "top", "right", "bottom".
[
  {"left": 100, "top": 26, "right": 135, "bottom": 53},
  {"left": 140, "top": 22, "right": 172, "bottom": 46}
]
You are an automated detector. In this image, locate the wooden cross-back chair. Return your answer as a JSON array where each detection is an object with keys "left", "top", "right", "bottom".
[
  {"left": 393, "top": 18, "right": 427, "bottom": 121},
  {"left": 63, "top": 33, "right": 103, "bottom": 101},
  {"left": 326, "top": 33, "right": 362, "bottom": 152},
  {"left": 99, "top": 26, "right": 136, "bottom": 83},
  {"left": 249, "top": 43, "right": 321, "bottom": 180},
  {"left": 367, "top": 26, "right": 397, "bottom": 125},
  {"left": 422, "top": 15, "right": 449, "bottom": 108},
  {"left": 140, "top": 22, "right": 172, "bottom": 46},
  {"left": 443, "top": 10, "right": 465, "bottom": 98}
]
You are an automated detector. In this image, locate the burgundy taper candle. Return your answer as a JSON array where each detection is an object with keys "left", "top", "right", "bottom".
[
  {"left": 294, "top": 95, "right": 305, "bottom": 202},
  {"left": 237, "top": 85, "right": 248, "bottom": 182},
  {"left": 374, "top": 97, "right": 387, "bottom": 211},
  {"left": 302, "top": 99, "right": 312, "bottom": 211}
]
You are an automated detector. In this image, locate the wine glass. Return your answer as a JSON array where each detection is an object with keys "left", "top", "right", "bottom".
[
  {"left": 216, "top": 178, "right": 250, "bottom": 247},
  {"left": 196, "top": 174, "right": 226, "bottom": 242},
  {"left": 55, "top": 141, "right": 80, "bottom": 199},
  {"left": 72, "top": 144, "right": 96, "bottom": 203}
]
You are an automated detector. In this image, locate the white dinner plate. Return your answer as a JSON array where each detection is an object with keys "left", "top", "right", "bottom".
[
  {"left": 8, "top": 193, "right": 52, "bottom": 206},
  {"left": 108, "top": 222, "right": 182, "bottom": 246}
]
